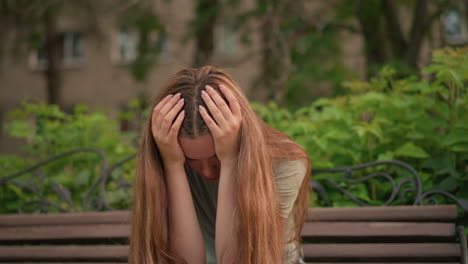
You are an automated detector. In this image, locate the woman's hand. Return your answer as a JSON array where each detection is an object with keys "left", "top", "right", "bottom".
[
  {"left": 199, "top": 84, "right": 242, "bottom": 166},
  {"left": 151, "top": 93, "right": 186, "bottom": 168}
]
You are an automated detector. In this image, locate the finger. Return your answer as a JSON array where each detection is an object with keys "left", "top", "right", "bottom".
[
  {"left": 153, "top": 94, "right": 174, "bottom": 118},
  {"left": 152, "top": 94, "right": 174, "bottom": 137},
  {"left": 199, "top": 105, "right": 221, "bottom": 135},
  {"left": 201, "top": 89, "right": 227, "bottom": 127},
  {"left": 205, "top": 85, "right": 234, "bottom": 121},
  {"left": 162, "top": 97, "right": 185, "bottom": 134},
  {"left": 169, "top": 110, "right": 185, "bottom": 138},
  {"left": 156, "top": 93, "right": 181, "bottom": 127},
  {"left": 219, "top": 84, "right": 241, "bottom": 119}
]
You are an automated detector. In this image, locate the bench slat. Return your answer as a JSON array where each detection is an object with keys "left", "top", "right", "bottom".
[
  {"left": 5, "top": 262, "right": 457, "bottom": 264},
  {"left": 0, "top": 224, "right": 129, "bottom": 241},
  {"left": 0, "top": 221, "right": 455, "bottom": 242},
  {"left": 0, "top": 211, "right": 130, "bottom": 227},
  {"left": 0, "top": 245, "right": 128, "bottom": 260},
  {"left": 301, "top": 222, "right": 456, "bottom": 238},
  {"left": 302, "top": 243, "right": 461, "bottom": 258},
  {"left": 307, "top": 205, "right": 458, "bottom": 222},
  {"left": 0, "top": 244, "right": 460, "bottom": 260},
  {"left": 0, "top": 205, "right": 458, "bottom": 227}
]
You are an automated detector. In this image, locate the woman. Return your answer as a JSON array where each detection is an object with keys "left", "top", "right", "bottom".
[{"left": 129, "top": 66, "right": 311, "bottom": 264}]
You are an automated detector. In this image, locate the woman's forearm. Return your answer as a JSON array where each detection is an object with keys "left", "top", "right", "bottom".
[
  {"left": 215, "top": 162, "right": 238, "bottom": 263},
  {"left": 166, "top": 163, "right": 206, "bottom": 264}
]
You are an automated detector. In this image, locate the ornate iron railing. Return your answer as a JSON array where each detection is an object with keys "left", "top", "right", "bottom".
[
  {"left": 1, "top": 148, "right": 467, "bottom": 214},
  {"left": 0, "top": 148, "right": 135, "bottom": 213},
  {"left": 311, "top": 160, "right": 468, "bottom": 212}
]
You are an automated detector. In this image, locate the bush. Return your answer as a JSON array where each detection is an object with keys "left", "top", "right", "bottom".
[
  {"left": 0, "top": 103, "right": 136, "bottom": 213},
  {"left": 253, "top": 48, "right": 468, "bottom": 210},
  {"left": 0, "top": 48, "right": 466, "bottom": 218}
]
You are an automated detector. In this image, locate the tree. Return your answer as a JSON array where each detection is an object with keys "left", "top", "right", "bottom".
[
  {"left": 230, "top": 0, "right": 463, "bottom": 105},
  {"left": 0, "top": 0, "right": 106, "bottom": 107},
  {"left": 190, "top": 0, "right": 220, "bottom": 67},
  {"left": 0, "top": 0, "right": 163, "bottom": 107},
  {"left": 328, "top": 0, "right": 460, "bottom": 78},
  {"left": 231, "top": 0, "right": 348, "bottom": 105},
  {"left": 117, "top": 1, "right": 166, "bottom": 81}
]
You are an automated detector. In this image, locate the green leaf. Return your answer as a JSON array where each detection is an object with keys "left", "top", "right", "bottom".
[
  {"left": 437, "top": 177, "right": 460, "bottom": 192},
  {"left": 7, "top": 184, "right": 23, "bottom": 196},
  {"left": 422, "top": 153, "right": 456, "bottom": 176},
  {"left": 74, "top": 169, "right": 90, "bottom": 187},
  {"left": 441, "top": 130, "right": 468, "bottom": 146},
  {"left": 333, "top": 201, "right": 358, "bottom": 207},
  {"left": 394, "top": 142, "right": 429, "bottom": 158},
  {"left": 450, "top": 143, "right": 468, "bottom": 152},
  {"left": 377, "top": 151, "right": 394, "bottom": 161}
]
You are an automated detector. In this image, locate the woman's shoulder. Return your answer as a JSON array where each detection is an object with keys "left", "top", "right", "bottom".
[
  {"left": 274, "top": 158, "right": 308, "bottom": 218},
  {"left": 273, "top": 158, "right": 308, "bottom": 185},
  {"left": 274, "top": 158, "right": 308, "bottom": 171}
]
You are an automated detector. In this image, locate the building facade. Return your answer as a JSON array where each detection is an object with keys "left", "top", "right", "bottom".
[{"left": 1, "top": 0, "right": 466, "bottom": 154}]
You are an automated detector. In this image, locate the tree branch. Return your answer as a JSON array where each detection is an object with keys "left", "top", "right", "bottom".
[
  {"left": 382, "top": 0, "right": 407, "bottom": 57},
  {"left": 406, "top": 0, "right": 428, "bottom": 68},
  {"left": 423, "top": 0, "right": 455, "bottom": 29},
  {"left": 323, "top": 22, "right": 360, "bottom": 34}
]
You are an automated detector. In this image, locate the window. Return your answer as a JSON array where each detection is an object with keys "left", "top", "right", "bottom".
[
  {"left": 36, "top": 44, "right": 48, "bottom": 67},
  {"left": 118, "top": 29, "right": 138, "bottom": 63},
  {"left": 29, "top": 32, "right": 84, "bottom": 69},
  {"left": 62, "top": 32, "right": 83, "bottom": 66},
  {"left": 0, "top": 110, "right": 3, "bottom": 137},
  {"left": 214, "top": 21, "right": 237, "bottom": 56},
  {"left": 113, "top": 29, "right": 169, "bottom": 64},
  {"left": 149, "top": 30, "right": 169, "bottom": 59},
  {"left": 442, "top": 9, "right": 468, "bottom": 45}
]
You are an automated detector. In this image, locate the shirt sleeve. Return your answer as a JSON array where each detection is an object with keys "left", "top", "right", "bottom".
[{"left": 274, "top": 159, "right": 307, "bottom": 218}]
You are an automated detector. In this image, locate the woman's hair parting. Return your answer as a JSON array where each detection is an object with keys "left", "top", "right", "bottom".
[{"left": 128, "top": 66, "right": 311, "bottom": 264}]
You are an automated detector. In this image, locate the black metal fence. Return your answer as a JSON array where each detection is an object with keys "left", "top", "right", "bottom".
[{"left": 1, "top": 148, "right": 467, "bottom": 214}]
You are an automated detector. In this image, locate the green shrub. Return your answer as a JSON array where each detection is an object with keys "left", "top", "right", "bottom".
[
  {"left": 0, "top": 48, "right": 466, "bottom": 220},
  {"left": 253, "top": 48, "right": 468, "bottom": 211},
  {"left": 0, "top": 102, "right": 136, "bottom": 213}
]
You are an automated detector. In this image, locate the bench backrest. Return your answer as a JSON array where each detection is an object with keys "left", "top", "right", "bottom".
[
  {"left": 0, "top": 210, "right": 130, "bottom": 262},
  {"left": 302, "top": 204, "right": 467, "bottom": 263},
  {"left": 0, "top": 205, "right": 466, "bottom": 263}
]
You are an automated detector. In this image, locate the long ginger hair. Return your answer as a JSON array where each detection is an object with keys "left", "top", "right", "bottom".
[{"left": 129, "top": 66, "right": 311, "bottom": 264}]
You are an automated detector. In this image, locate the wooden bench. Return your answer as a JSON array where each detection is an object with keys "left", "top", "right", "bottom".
[
  {"left": 0, "top": 205, "right": 466, "bottom": 263},
  {"left": 1, "top": 155, "right": 467, "bottom": 263},
  {"left": 302, "top": 205, "right": 467, "bottom": 263}
]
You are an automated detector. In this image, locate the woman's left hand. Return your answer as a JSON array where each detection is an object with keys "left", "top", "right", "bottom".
[{"left": 199, "top": 84, "right": 242, "bottom": 166}]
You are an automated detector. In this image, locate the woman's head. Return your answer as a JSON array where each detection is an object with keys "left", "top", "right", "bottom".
[
  {"left": 156, "top": 66, "right": 250, "bottom": 181},
  {"left": 179, "top": 133, "right": 219, "bottom": 181},
  {"left": 129, "top": 66, "right": 311, "bottom": 264},
  {"left": 159, "top": 66, "right": 246, "bottom": 138}
]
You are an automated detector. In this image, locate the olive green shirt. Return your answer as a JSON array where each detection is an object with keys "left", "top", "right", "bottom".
[{"left": 184, "top": 159, "right": 307, "bottom": 264}]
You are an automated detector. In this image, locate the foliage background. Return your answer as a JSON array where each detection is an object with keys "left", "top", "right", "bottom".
[
  {"left": 1, "top": 49, "right": 466, "bottom": 232},
  {"left": 0, "top": 0, "right": 467, "bottom": 237}
]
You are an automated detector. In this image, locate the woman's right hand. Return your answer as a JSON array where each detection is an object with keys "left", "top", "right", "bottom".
[{"left": 151, "top": 93, "right": 186, "bottom": 168}]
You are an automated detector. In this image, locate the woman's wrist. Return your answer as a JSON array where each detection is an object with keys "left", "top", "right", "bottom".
[
  {"left": 164, "top": 161, "right": 186, "bottom": 174},
  {"left": 221, "top": 162, "right": 236, "bottom": 173},
  {"left": 220, "top": 157, "right": 237, "bottom": 169}
]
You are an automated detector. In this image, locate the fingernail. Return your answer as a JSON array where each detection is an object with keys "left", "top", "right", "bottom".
[
  {"left": 201, "top": 90, "right": 207, "bottom": 96},
  {"left": 178, "top": 98, "right": 184, "bottom": 103},
  {"left": 166, "top": 94, "right": 173, "bottom": 99},
  {"left": 206, "top": 85, "right": 214, "bottom": 91},
  {"left": 175, "top": 93, "right": 181, "bottom": 98}
]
